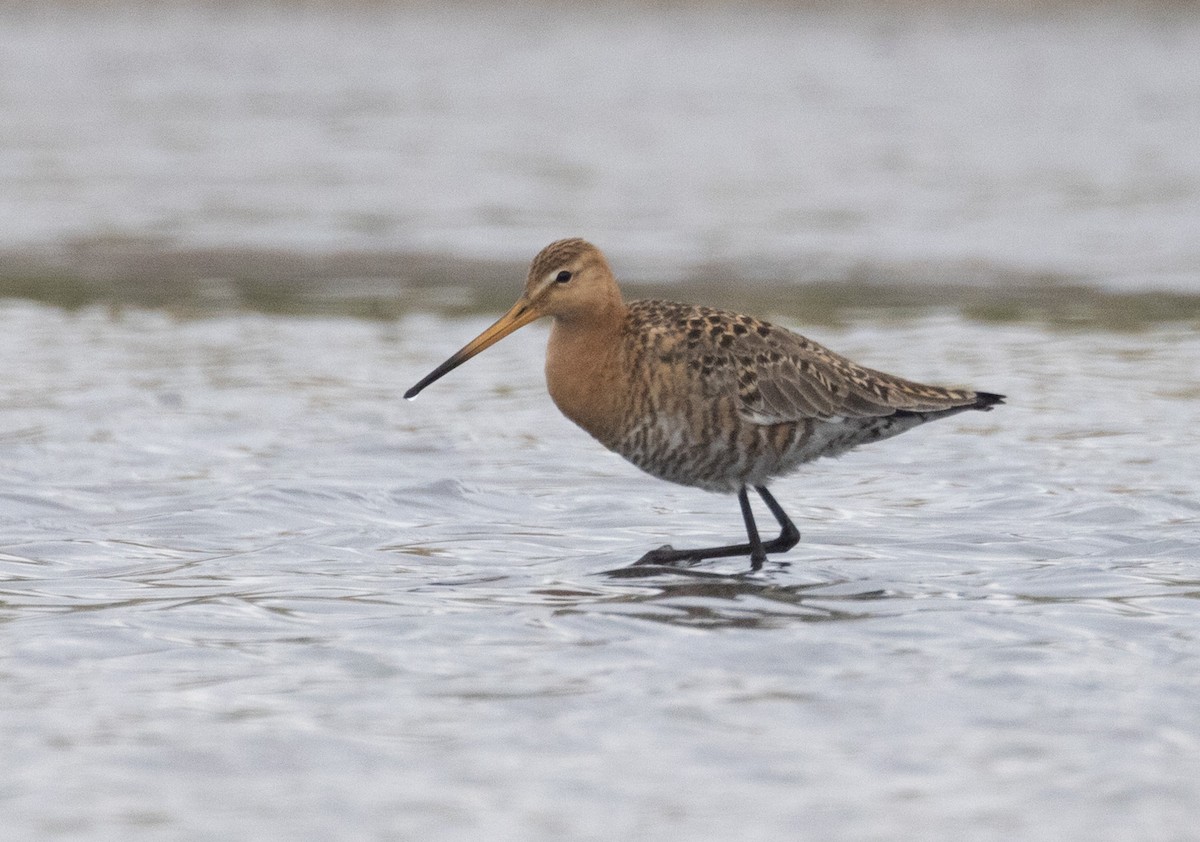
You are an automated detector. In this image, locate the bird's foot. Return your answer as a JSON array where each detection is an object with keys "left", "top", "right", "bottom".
[{"left": 634, "top": 545, "right": 702, "bottom": 567}]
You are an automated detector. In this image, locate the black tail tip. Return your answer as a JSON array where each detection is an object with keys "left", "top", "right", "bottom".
[{"left": 973, "top": 391, "right": 1006, "bottom": 410}]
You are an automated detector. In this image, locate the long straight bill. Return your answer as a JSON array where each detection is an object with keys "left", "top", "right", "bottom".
[{"left": 404, "top": 299, "right": 539, "bottom": 399}]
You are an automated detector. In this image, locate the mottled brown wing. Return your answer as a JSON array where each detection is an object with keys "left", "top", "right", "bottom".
[
  {"left": 728, "top": 319, "right": 981, "bottom": 426},
  {"left": 626, "top": 300, "right": 981, "bottom": 427}
]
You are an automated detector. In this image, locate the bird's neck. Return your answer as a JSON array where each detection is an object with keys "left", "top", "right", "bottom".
[{"left": 544, "top": 301, "right": 629, "bottom": 446}]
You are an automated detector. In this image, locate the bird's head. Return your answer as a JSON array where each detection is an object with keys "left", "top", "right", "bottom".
[{"left": 404, "top": 238, "right": 622, "bottom": 399}]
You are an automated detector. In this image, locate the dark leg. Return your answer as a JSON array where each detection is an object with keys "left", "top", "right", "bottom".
[
  {"left": 634, "top": 485, "right": 799, "bottom": 570},
  {"left": 754, "top": 486, "right": 800, "bottom": 554},
  {"left": 739, "top": 487, "right": 768, "bottom": 570}
]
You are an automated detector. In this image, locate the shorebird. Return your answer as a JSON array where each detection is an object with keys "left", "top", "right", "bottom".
[{"left": 406, "top": 238, "right": 1003, "bottom": 570}]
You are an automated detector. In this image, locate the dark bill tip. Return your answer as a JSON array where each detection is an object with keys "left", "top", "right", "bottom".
[
  {"left": 402, "top": 297, "right": 538, "bottom": 402},
  {"left": 403, "top": 354, "right": 465, "bottom": 400}
]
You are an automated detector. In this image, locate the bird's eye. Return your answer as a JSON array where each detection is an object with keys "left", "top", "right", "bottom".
[{"left": 554, "top": 270, "right": 572, "bottom": 284}]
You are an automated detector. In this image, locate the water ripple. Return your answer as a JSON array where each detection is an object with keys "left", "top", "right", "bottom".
[{"left": 2, "top": 303, "right": 1200, "bottom": 839}]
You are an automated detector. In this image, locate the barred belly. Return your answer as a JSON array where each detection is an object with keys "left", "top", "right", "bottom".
[{"left": 614, "top": 412, "right": 819, "bottom": 493}]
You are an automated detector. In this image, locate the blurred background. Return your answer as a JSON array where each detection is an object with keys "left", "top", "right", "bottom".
[{"left": 3, "top": 0, "right": 1197, "bottom": 318}]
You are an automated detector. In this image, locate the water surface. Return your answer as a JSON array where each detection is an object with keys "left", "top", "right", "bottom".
[{"left": 2, "top": 301, "right": 1198, "bottom": 840}]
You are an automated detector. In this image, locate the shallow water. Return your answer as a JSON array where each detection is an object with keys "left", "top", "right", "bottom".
[
  {"left": 2, "top": 301, "right": 1199, "bottom": 840},
  {"left": 3, "top": 0, "right": 1200, "bottom": 837}
]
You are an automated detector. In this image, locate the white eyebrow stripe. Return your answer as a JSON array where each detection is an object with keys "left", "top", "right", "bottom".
[{"left": 530, "top": 274, "right": 558, "bottom": 299}]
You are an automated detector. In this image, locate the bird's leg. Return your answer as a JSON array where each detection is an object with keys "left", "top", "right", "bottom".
[
  {"left": 634, "top": 486, "right": 776, "bottom": 569},
  {"left": 754, "top": 486, "right": 801, "bottom": 554},
  {"left": 738, "top": 486, "right": 768, "bottom": 570}
]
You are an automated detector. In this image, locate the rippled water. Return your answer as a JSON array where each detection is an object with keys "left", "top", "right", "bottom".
[{"left": 3, "top": 300, "right": 1199, "bottom": 839}]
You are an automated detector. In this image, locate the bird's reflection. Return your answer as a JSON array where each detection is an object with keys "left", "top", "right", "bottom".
[{"left": 539, "top": 563, "right": 895, "bottom": 629}]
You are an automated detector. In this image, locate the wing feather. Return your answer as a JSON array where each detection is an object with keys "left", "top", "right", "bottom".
[
  {"left": 732, "top": 320, "right": 981, "bottom": 425},
  {"left": 624, "top": 299, "right": 985, "bottom": 427}
]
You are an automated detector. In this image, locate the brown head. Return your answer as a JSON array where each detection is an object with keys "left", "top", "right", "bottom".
[{"left": 404, "top": 238, "right": 625, "bottom": 398}]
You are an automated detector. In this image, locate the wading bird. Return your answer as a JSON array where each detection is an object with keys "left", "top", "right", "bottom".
[{"left": 406, "top": 239, "right": 1003, "bottom": 570}]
